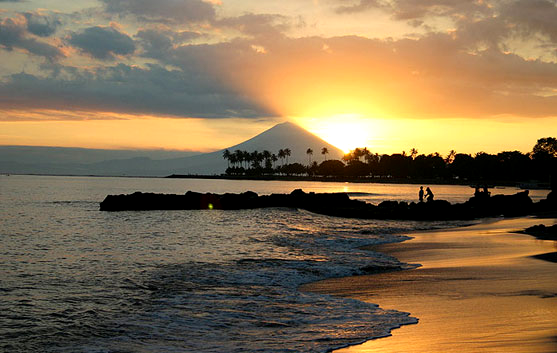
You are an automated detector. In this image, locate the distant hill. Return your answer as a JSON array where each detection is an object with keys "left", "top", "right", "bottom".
[
  {"left": 0, "top": 122, "right": 343, "bottom": 176},
  {"left": 163, "top": 121, "right": 344, "bottom": 175},
  {"left": 0, "top": 146, "right": 201, "bottom": 176}
]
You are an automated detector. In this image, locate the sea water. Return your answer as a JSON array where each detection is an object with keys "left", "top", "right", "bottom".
[{"left": 0, "top": 175, "right": 549, "bottom": 352}]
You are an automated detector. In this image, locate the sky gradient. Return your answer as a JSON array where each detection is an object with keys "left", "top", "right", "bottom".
[{"left": 1, "top": 0, "right": 556, "bottom": 155}]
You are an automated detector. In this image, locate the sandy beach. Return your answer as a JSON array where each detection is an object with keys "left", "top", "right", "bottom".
[{"left": 303, "top": 217, "right": 557, "bottom": 353}]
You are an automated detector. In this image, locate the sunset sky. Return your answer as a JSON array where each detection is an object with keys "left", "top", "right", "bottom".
[{"left": 1, "top": 0, "right": 556, "bottom": 155}]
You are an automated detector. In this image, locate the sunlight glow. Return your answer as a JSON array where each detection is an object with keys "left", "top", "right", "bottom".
[
  {"left": 293, "top": 114, "right": 377, "bottom": 153},
  {"left": 293, "top": 115, "right": 554, "bottom": 156}
]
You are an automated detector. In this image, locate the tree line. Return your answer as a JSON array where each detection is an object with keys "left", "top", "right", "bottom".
[
  {"left": 222, "top": 137, "right": 557, "bottom": 183},
  {"left": 223, "top": 147, "right": 331, "bottom": 176}
]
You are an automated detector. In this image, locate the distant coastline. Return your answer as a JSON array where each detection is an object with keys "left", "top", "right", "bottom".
[
  {"left": 2, "top": 172, "right": 550, "bottom": 189},
  {"left": 166, "top": 173, "right": 542, "bottom": 188}
]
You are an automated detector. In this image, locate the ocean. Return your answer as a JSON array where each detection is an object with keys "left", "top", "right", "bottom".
[{"left": 0, "top": 175, "right": 550, "bottom": 352}]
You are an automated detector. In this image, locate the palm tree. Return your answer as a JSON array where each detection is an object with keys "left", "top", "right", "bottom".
[
  {"left": 306, "top": 148, "right": 313, "bottom": 166},
  {"left": 278, "top": 149, "right": 286, "bottom": 166},
  {"left": 250, "top": 151, "right": 260, "bottom": 169},
  {"left": 321, "top": 147, "right": 329, "bottom": 161},
  {"left": 271, "top": 153, "right": 278, "bottom": 169},
  {"left": 446, "top": 149, "right": 457, "bottom": 164},
  {"left": 410, "top": 148, "right": 418, "bottom": 159},
  {"left": 242, "top": 150, "right": 251, "bottom": 169},
  {"left": 229, "top": 153, "right": 238, "bottom": 168},
  {"left": 284, "top": 148, "right": 291, "bottom": 164},
  {"left": 223, "top": 149, "right": 231, "bottom": 168},
  {"left": 234, "top": 150, "right": 243, "bottom": 168},
  {"left": 262, "top": 150, "right": 272, "bottom": 171}
]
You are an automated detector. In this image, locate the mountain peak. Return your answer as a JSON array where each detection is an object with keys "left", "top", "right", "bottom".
[{"left": 225, "top": 122, "right": 343, "bottom": 158}]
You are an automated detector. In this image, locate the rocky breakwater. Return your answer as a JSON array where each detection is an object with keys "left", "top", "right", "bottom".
[{"left": 99, "top": 189, "right": 553, "bottom": 221}]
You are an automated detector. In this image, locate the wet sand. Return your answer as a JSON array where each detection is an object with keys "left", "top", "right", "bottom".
[{"left": 303, "top": 217, "right": 557, "bottom": 353}]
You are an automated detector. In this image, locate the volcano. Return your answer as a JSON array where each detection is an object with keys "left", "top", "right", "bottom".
[
  {"left": 0, "top": 122, "right": 344, "bottom": 176},
  {"left": 165, "top": 121, "right": 344, "bottom": 175}
]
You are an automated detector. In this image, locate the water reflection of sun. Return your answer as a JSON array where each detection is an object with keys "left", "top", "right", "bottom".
[{"left": 293, "top": 114, "right": 375, "bottom": 153}]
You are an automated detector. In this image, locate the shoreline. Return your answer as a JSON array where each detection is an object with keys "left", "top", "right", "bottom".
[
  {"left": 3, "top": 173, "right": 548, "bottom": 189},
  {"left": 302, "top": 217, "right": 557, "bottom": 353}
]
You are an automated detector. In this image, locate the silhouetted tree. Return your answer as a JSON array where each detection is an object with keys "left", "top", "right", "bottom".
[
  {"left": 284, "top": 148, "right": 292, "bottom": 164},
  {"left": 410, "top": 148, "right": 418, "bottom": 159},
  {"left": 220, "top": 138, "right": 556, "bottom": 182},
  {"left": 308, "top": 161, "right": 319, "bottom": 176},
  {"left": 474, "top": 152, "right": 498, "bottom": 180},
  {"left": 532, "top": 137, "right": 557, "bottom": 182},
  {"left": 445, "top": 150, "right": 456, "bottom": 164},
  {"left": 306, "top": 148, "right": 313, "bottom": 166},
  {"left": 345, "top": 160, "right": 370, "bottom": 177},
  {"left": 533, "top": 137, "right": 557, "bottom": 158},
  {"left": 317, "top": 160, "right": 344, "bottom": 176},
  {"left": 497, "top": 151, "right": 530, "bottom": 181},
  {"left": 281, "top": 162, "right": 306, "bottom": 176},
  {"left": 278, "top": 149, "right": 286, "bottom": 166},
  {"left": 321, "top": 147, "right": 329, "bottom": 161},
  {"left": 449, "top": 153, "right": 474, "bottom": 180},
  {"left": 379, "top": 153, "right": 412, "bottom": 178},
  {"left": 223, "top": 149, "right": 231, "bottom": 168}
]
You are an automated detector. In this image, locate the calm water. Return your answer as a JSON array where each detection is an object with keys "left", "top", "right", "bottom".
[{"left": 0, "top": 175, "right": 549, "bottom": 352}]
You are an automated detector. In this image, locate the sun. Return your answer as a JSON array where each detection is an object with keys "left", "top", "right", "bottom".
[{"left": 293, "top": 114, "right": 375, "bottom": 153}]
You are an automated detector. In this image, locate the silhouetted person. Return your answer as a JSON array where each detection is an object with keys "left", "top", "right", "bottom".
[
  {"left": 425, "top": 187, "right": 434, "bottom": 202},
  {"left": 419, "top": 186, "right": 424, "bottom": 202},
  {"left": 482, "top": 185, "right": 490, "bottom": 197},
  {"left": 473, "top": 184, "right": 490, "bottom": 201}
]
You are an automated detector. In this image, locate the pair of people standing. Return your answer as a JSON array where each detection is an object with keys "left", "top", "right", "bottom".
[{"left": 419, "top": 186, "right": 434, "bottom": 202}]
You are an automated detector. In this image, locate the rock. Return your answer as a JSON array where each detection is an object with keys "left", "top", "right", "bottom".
[
  {"left": 100, "top": 188, "right": 546, "bottom": 221},
  {"left": 521, "top": 224, "right": 557, "bottom": 241}
]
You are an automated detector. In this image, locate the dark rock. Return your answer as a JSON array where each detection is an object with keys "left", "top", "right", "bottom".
[
  {"left": 521, "top": 224, "right": 557, "bottom": 241},
  {"left": 100, "top": 188, "right": 548, "bottom": 221}
]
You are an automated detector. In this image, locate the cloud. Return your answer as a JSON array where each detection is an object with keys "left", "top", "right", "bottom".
[
  {"left": 1, "top": 1, "right": 555, "bottom": 122},
  {"left": 161, "top": 32, "right": 557, "bottom": 119},
  {"left": 217, "top": 13, "right": 292, "bottom": 39},
  {"left": 0, "top": 64, "right": 271, "bottom": 119},
  {"left": 335, "top": 0, "right": 492, "bottom": 19},
  {"left": 335, "top": 0, "right": 384, "bottom": 14},
  {"left": 0, "top": 15, "right": 63, "bottom": 60},
  {"left": 501, "top": 0, "right": 557, "bottom": 43},
  {"left": 69, "top": 26, "right": 135, "bottom": 60},
  {"left": 136, "top": 28, "right": 201, "bottom": 58},
  {"left": 23, "top": 11, "right": 61, "bottom": 37},
  {"left": 100, "top": 0, "right": 216, "bottom": 23}
]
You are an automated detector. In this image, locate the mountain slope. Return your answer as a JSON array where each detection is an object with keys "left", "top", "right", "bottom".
[
  {"left": 0, "top": 122, "right": 344, "bottom": 176},
  {"left": 164, "top": 121, "right": 344, "bottom": 175}
]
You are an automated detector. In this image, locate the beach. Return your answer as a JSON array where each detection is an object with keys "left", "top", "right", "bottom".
[{"left": 303, "top": 217, "right": 557, "bottom": 353}]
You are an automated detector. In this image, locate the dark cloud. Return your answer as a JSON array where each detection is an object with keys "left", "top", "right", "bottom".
[
  {"left": 217, "top": 13, "right": 291, "bottom": 39},
  {"left": 335, "top": 0, "right": 492, "bottom": 19},
  {"left": 335, "top": 0, "right": 384, "bottom": 14},
  {"left": 23, "top": 12, "right": 61, "bottom": 37},
  {"left": 390, "top": 0, "right": 491, "bottom": 21},
  {"left": 136, "top": 28, "right": 201, "bottom": 58},
  {"left": 161, "top": 32, "right": 557, "bottom": 118},
  {"left": 1, "top": 1, "right": 555, "bottom": 121},
  {"left": 0, "top": 64, "right": 270, "bottom": 118},
  {"left": 69, "top": 26, "right": 135, "bottom": 60},
  {"left": 0, "top": 16, "right": 63, "bottom": 60},
  {"left": 501, "top": 0, "right": 557, "bottom": 43},
  {"left": 101, "top": 0, "right": 215, "bottom": 24}
]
